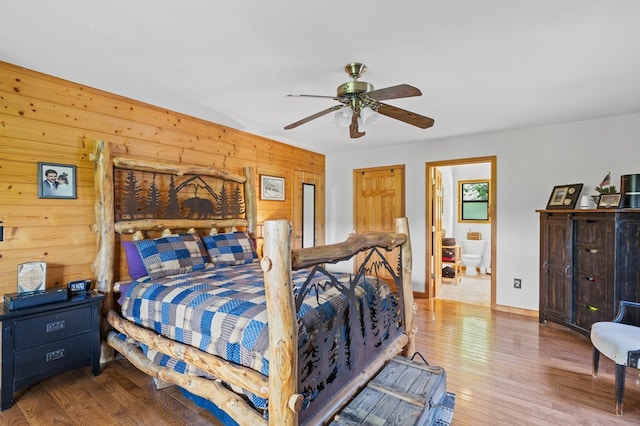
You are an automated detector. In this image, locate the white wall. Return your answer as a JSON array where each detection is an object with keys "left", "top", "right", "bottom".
[{"left": 325, "top": 112, "right": 640, "bottom": 311}]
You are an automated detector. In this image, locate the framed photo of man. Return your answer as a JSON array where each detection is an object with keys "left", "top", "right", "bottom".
[{"left": 38, "top": 162, "right": 77, "bottom": 199}]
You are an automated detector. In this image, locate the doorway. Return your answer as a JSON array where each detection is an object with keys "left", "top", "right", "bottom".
[
  {"left": 292, "top": 170, "right": 325, "bottom": 249},
  {"left": 426, "top": 157, "right": 496, "bottom": 308}
]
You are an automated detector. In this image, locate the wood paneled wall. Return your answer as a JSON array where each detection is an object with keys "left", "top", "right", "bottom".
[{"left": 0, "top": 61, "right": 325, "bottom": 296}]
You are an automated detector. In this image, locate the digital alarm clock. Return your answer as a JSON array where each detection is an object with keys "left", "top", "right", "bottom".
[{"left": 67, "top": 279, "right": 92, "bottom": 296}]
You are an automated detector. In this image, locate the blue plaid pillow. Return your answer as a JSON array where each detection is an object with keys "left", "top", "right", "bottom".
[
  {"left": 134, "top": 234, "right": 210, "bottom": 279},
  {"left": 202, "top": 232, "right": 258, "bottom": 267}
]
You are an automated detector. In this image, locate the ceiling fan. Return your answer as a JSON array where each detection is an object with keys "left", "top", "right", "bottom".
[{"left": 284, "top": 62, "right": 434, "bottom": 139}]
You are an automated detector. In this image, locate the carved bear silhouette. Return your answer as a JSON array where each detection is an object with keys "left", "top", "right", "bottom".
[{"left": 182, "top": 197, "right": 214, "bottom": 219}]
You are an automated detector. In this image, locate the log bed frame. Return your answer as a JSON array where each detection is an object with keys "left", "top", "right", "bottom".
[{"left": 91, "top": 140, "right": 416, "bottom": 425}]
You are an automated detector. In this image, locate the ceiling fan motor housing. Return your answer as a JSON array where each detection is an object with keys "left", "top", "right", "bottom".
[{"left": 337, "top": 81, "right": 374, "bottom": 98}]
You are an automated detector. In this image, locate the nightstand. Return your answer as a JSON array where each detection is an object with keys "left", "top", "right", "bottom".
[{"left": 0, "top": 291, "right": 104, "bottom": 410}]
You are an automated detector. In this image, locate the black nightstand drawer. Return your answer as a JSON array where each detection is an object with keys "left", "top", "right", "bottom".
[
  {"left": 14, "top": 305, "right": 92, "bottom": 349},
  {"left": 14, "top": 333, "right": 91, "bottom": 390}
]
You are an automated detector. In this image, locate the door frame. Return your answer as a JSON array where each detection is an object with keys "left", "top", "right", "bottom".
[{"left": 425, "top": 156, "right": 497, "bottom": 309}]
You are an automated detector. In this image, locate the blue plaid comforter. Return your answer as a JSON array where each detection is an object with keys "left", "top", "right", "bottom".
[{"left": 121, "top": 262, "right": 396, "bottom": 412}]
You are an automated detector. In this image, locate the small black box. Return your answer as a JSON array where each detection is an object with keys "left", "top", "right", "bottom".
[{"left": 3, "top": 287, "right": 68, "bottom": 311}]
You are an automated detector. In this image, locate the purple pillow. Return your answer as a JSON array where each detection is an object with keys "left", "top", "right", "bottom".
[
  {"left": 122, "top": 241, "right": 148, "bottom": 279},
  {"left": 117, "top": 282, "right": 131, "bottom": 305}
]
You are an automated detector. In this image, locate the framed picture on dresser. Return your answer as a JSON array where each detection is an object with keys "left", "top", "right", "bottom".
[
  {"left": 545, "top": 183, "right": 583, "bottom": 209},
  {"left": 598, "top": 193, "right": 622, "bottom": 209}
]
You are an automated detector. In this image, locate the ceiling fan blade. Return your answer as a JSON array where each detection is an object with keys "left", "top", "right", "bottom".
[
  {"left": 350, "top": 112, "right": 365, "bottom": 139},
  {"left": 366, "top": 84, "right": 422, "bottom": 101},
  {"left": 376, "top": 103, "right": 435, "bottom": 129},
  {"left": 284, "top": 104, "right": 343, "bottom": 130},
  {"left": 287, "top": 94, "right": 342, "bottom": 100}
]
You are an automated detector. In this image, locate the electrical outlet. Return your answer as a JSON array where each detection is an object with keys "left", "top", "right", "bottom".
[{"left": 514, "top": 278, "right": 522, "bottom": 289}]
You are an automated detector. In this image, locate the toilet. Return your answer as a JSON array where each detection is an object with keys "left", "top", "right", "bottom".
[{"left": 462, "top": 239, "right": 487, "bottom": 276}]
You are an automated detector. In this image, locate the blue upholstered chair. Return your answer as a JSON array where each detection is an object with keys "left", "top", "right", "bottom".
[{"left": 590, "top": 301, "right": 640, "bottom": 415}]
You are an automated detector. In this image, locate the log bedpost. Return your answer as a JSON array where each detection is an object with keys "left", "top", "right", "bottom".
[
  {"left": 396, "top": 217, "right": 417, "bottom": 357},
  {"left": 90, "top": 140, "right": 116, "bottom": 362},
  {"left": 261, "top": 220, "right": 299, "bottom": 426},
  {"left": 243, "top": 166, "right": 258, "bottom": 238}
]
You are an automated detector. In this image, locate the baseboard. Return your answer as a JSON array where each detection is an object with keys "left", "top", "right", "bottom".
[
  {"left": 493, "top": 303, "right": 538, "bottom": 317},
  {"left": 413, "top": 291, "right": 428, "bottom": 299}
]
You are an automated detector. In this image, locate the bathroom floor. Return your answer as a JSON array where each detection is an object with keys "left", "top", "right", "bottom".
[{"left": 436, "top": 273, "right": 491, "bottom": 306}]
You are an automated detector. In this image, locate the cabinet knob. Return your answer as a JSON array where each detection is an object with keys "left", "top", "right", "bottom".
[
  {"left": 587, "top": 248, "right": 599, "bottom": 254},
  {"left": 585, "top": 305, "right": 598, "bottom": 311},
  {"left": 46, "top": 349, "right": 65, "bottom": 362},
  {"left": 585, "top": 276, "right": 597, "bottom": 282},
  {"left": 46, "top": 320, "right": 65, "bottom": 333}
]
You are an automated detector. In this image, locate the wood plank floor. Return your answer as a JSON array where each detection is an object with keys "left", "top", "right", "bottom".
[
  {"left": 2, "top": 299, "right": 639, "bottom": 425},
  {"left": 0, "top": 358, "right": 223, "bottom": 425},
  {"left": 416, "top": 299, "right": 640, "bottom": 425}
]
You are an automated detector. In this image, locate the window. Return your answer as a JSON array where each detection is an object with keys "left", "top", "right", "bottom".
[{"left": 459, "top": 180, "right": 490, "bottom": 222}]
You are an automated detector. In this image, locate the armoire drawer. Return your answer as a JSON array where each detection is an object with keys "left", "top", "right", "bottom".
[
  {"left": 574, "top": 246, "right": 610, "bottom": 277},
  {"left": 574, "top": 302, "right": 611, "bottom": 331},
  {"left": 574, "top": 218, "right": 613, "bottom": 245},
  {"left": 574, "top": 273, "right": 608, "bottom": 306}
]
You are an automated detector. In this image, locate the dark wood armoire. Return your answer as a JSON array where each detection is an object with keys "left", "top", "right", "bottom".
[{"left": 538, "top": 209, "right": 640, "bottom": 335}]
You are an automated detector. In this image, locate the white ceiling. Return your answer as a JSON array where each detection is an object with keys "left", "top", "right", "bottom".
[{"left": 3, "top": 1, "right": 640, "bottom": 155}]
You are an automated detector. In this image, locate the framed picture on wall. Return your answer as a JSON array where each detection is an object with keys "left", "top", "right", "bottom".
[
  {"left": 260, "top": 175, "right": 285, "bottom": 201},
  {"left": 38, "top": 162, "right": 77, "bottom": 199}
]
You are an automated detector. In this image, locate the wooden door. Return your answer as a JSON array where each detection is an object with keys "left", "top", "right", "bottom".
[
  {"left": 292, "top": 170, "right": 325, "bottom": 250},
  {"left": 354, "top": 166, "right": 405, "bottom": 280},
  {"left": 433, "top": 168, "right": 444, "bottom": 297},
  {"left": 540, "top": 214, "right": 573, "bottom": 323}
]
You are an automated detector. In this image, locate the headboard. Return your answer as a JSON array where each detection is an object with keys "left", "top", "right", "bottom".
[{"left": 91, "top": 140, "right": 257, "bottom": 315}]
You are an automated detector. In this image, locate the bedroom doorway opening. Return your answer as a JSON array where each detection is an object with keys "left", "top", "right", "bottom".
[
  {"left": 292, "top": 170, "right": 325, "bottom": 249},
  {"left": 426, "top": 156, "right": 496, "bottom": 309}
]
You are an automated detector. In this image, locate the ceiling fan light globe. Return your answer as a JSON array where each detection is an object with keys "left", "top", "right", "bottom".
[
  {"left": 334, "top": 107, "right": 353, "bottom": 128},
  {"left": 359, "top": 106, "right": 380, "bottom": 131}
]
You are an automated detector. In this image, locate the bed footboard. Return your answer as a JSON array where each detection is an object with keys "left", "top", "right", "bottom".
[{"left": 262, "top": 217, "right": 415, "bottom": 425}]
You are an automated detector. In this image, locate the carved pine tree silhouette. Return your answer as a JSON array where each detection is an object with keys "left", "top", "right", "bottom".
[
  {"left": 144, "top": 174, "right": 162, "bottom": 218},
  {"left": 217, "top": 185, "right": 230, "bottom": 218},
  {"left": 122, "top": 170, "right": 144, "bottom": 219},
  {"left": 231, "top": 184, "right": 245, "bottom": 216},
  {"left": 164, "top": 176, "right": 181, "bottom": 218}
]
